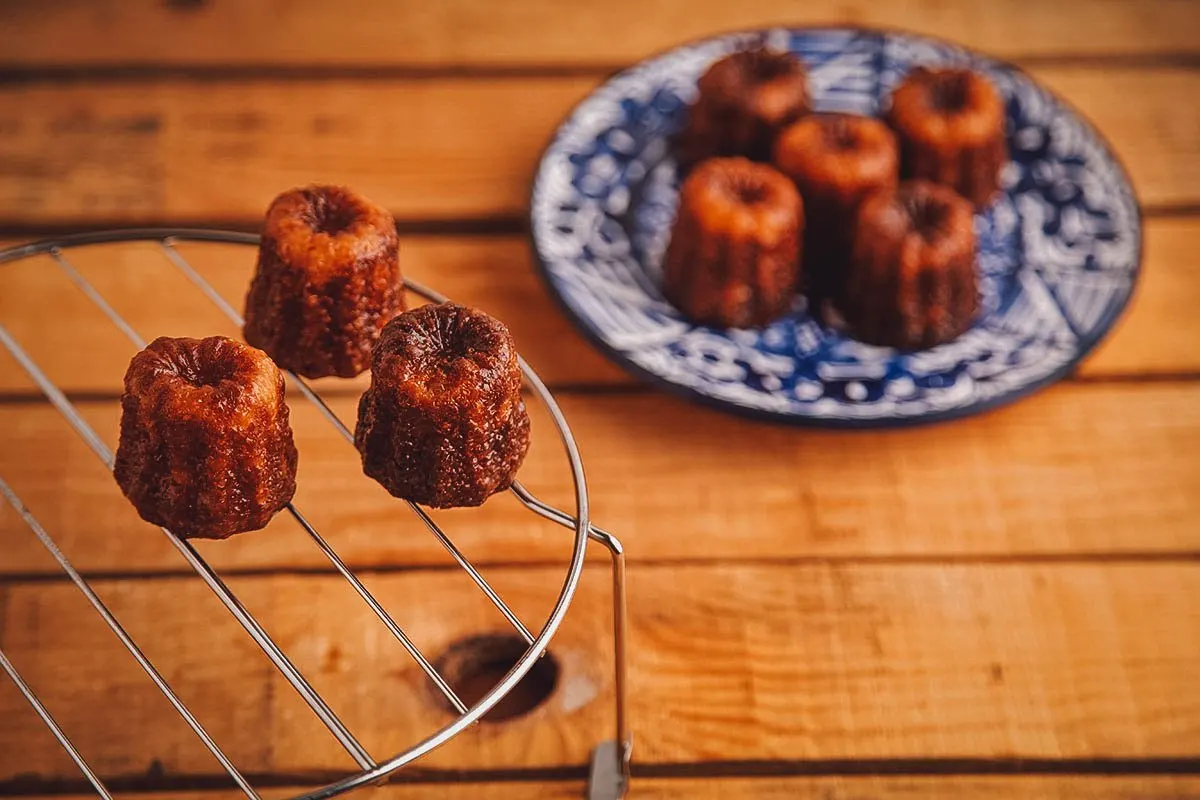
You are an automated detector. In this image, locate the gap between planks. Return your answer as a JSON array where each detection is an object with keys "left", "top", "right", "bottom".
[
  {"left": 0, "top": 197, "right": 1196, "bottom": 240},
  {"left": 5, "top": 776, "right": 1200, "bottom": 799},
  {"left": 3, "top": 760, "right": 1200, "bottom": 799},
  {"left": 1, "top": 50, "right": 1199, "bottom": 83},
  {"left": 3, "top": 370, "right": 1200, "bottom": 409},
  {"left": 4, "top": 551, "right": 1200, "bottom": 588},
  {"left": 2, "top": 0, "right": 1199, "bottom": 66}
]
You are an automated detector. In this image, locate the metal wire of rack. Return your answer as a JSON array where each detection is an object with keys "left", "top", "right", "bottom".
[{"left": 0, "top": 229, "right": 632, "bottom": 800}]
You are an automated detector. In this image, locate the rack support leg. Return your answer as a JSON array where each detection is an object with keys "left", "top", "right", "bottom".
[{"left": 586, "top": 528, "right": 631, "bottom": 800}]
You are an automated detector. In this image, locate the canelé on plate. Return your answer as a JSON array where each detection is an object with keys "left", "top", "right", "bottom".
[
  {"left": 662, "top": 157, "right": 804, "bottom": 328},
  {"left": 887, "top": 67, "right": 1007, "bottom": 208},
  {"left": 839, "top": 180, "right": 979, "bottom": 349}
]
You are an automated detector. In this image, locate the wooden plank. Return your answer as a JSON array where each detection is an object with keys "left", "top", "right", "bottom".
[
  {"left": 0, "top": 77, "right": 592, "bottom": 224},
  {"left": 1, "top": 0, "right": 1197, "bottom": 67},
  {"left": 0, "top": 68, "right": 1195, "bottom": 225},
  {"left": 2, "top": 383, "right": 1198, "bottom": 575},
  {"left": 3, "top": 562, "right": 1198, "bottom": 781},
  {"left": 1, "top": 216, "right": 1196, "bottom": 396},
  {"left": 17, "top": 776, "right": 1200, "bottom": 800}
]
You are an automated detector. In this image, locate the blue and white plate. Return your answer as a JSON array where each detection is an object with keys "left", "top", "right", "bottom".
[{"left": 529, "top": 28, "right": 1141, "bottom": 427}]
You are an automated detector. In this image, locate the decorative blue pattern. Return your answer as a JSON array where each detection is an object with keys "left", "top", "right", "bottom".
[{"left": 530, "top": 28, "right": 1141, "bottom": 427}]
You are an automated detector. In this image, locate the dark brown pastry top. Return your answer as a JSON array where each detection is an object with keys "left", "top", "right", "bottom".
[
  {"left": 888, "top": 67, "right": 1005, "bottom": 151},
  {"left": 355, "top": 303, "right": 530, "bottom": 508},
  {"left": 678, "top": 47, "right": 811, "bottom": 165},
  {"left": 773, "top": 113, "right": 899, "bottom": 207},
  {"left": 114, "top": 335, "right": 298, "bottom": 539},
  {"left": 676, "top": 156, "right": 802, "bottom": 247},
  {"left": 854, "top": 180, "right": 976, "bottom": 263},
  {"left": 244, "top": 184, "right": 403, "bottom": 378},
  {"left": 262, "top": 185, "right": 397, "bottom": 274}
]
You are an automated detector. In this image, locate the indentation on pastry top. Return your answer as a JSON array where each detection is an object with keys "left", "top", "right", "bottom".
[
  {"left": 169, "top": 345, "right": 239, "bottom": 388},
  {"left": 371, "top": 302, "right": 519, "bottom": 399},
  {"left": 262, "top": 184, "right": 399, "bottom": 276},
  {"left": 697, "top": 48, "right": 808, "bottom": 115},
  {"left": 682, "top": 157, "right": 802, "bottom": 240},
  {"left": 727, "top": 173, "right": 770, "bottom": 206},
  {"left": 701, "top": 158, "right": 785, "bottom": 205},
  {"left": 412, "top": 303, "right": 510, "bottom": 362},
  {"left": 739, "top": 48, "right": 803, "bottom": 83},
  {"left": 819, "top": 114, "right": 861, "bottom": 150},
  {"left": 430, "top": 303, "right": 505, "bottom": 357},
  {"left": 924, "top": 69, "right": 972, "bottom": 114},
  {"left": 126, "top": 336, "right": 283, "bottom": 423},
  {"left": 885, "top": 181, "right": 975, "bottom": 249},
  {"left": 888, "top": 67, "right": 1005, "bottom": 149},
  {"left": 902, "top": 189, "right": 951, "bottom": 240},
  {"left": 773, "top": 114, "right": 898, "bottom": 194},
  {"left": 299, "top": 186, "right": 362, "bottom": 236},
  {"left": 142, "top": 336, "right": 242, "bottom": 387}
]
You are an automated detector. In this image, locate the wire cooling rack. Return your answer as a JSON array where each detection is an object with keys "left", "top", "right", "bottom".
[{"left": 0, "top": 229, "right": 631, "bottom": 800}]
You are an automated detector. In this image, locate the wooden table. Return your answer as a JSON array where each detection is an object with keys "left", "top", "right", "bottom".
[{"left": 1, "top": 2, "right": 1198, "bottom": 798}]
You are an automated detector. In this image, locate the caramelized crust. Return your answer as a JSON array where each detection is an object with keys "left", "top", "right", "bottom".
[
  {"left": 244, "top": 185, "right": 403, "bottom": 378},
  {"left": 773, "top": 114, "right": 899, "bottom": 305},
  {"left": 887, "top": 68, "right": 1007, "bottom": 207},
  {"left": 114, "top": 336, "right": 298, "bottom": 540},
  {"left": 355, "top": 303, "right": 530, "bottom": 508},
  {"left": 840, "top": 181, "right": 979, "bottom": 349},
  {"left": 663, "top": 157, "right": 803, "bottom": 328},
  {"left": 677, "top": 48, "right": 811, "bottom": 167}
]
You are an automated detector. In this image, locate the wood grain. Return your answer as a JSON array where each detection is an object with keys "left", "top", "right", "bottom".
[
  {"left": 0, "top": 67, "right": 1195, "bottom": 226},
  {"left": 1, "top": 4, "right": 1195, "bottom": 798},
  {"left": 18, "top": 777, "right": 1200, "bottom": 800},
  {"left": 4, "top": 562, "right": 1198, "bottom": 782},
  {"left": 0, "top": 237, "right": 625, "bottom": 394},
  {"left": 1, "top": 216, "right": 1195, "bottom": 398},
  {"left": 1, "top": 0, "right": 1198, "bottom": 67},
  {"left": 1, "top": 383, "right": 1198, "bottom": 576},
  {"left": 0, "top": 77, "right": 589, "bottom": 224}
]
